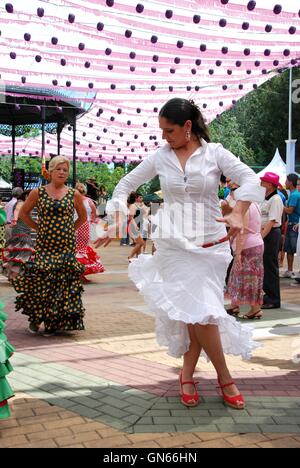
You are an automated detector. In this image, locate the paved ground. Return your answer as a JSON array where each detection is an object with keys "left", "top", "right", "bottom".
[{"left": 1, "top": 241, "right": 300, "bottom": 448}]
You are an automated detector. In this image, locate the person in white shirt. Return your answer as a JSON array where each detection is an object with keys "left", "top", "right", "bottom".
[
  {"left": 94, "top": 98, "right": 265, "bottom": 410},
  {"left": 4, "top": 187, "right": 23, "bottom": 241},
  {"left": 259, "top": 172, "right": 284, "bottom": 309}
]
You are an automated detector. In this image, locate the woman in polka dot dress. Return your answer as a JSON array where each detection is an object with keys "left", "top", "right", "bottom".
[
  {"left": 13, "top": 156, "right": 87, "bottom": 336},
  {"left": 75, "top": 183, "right": 104, "bottom": 283}
]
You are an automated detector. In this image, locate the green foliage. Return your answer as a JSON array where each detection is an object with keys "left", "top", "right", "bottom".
[
  {"left": 0, "top": 157, "right": 125, "bottom": 195},
  {"left": 71, "top": 161, "right": 125, "bottom": 195},
  {"left": 218, "top": 68, "right": 300, "bottom": 167},
  {"left": 16, "top": 157, "right": 41, "bottom": 173},
  {"left": 209, "top": 114, "right": 257, "bottom": 166},
  {"left": 22, "top": 127, "right": 41, "bottom": 138},
  {"left": 0, "top": 157, "right": 12, "bottom": 182}
]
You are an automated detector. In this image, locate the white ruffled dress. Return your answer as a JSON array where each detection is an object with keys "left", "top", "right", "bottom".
[{"left": 107, "top": 140, "right": 265, "bottom": 359}]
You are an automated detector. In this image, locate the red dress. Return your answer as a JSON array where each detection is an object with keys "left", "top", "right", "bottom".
[{"left": 75, "top": 199, "right": 104, "bottom": 277}]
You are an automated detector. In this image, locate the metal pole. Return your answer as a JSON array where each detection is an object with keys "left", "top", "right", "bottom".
[
  {"left": 41, "top": 105, "right": 45, "bottom": 158},
  {"left": 72, "top": 112, "right": 76, "bottom": 188},
  {"left": 288, "top": 67, "right": 292, "bottom": 141},
  {"left": 11, "top": 124, "right": 16, "bottom": 174},
  {"left": 285, "top": 66, "right": 297, "bottom": 174},
  {"left": 57, "top": 124, "right": 61, "bottom": 155}
]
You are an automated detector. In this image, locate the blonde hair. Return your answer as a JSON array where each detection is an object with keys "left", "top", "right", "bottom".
[
  {"left": 49, "top": 156, "right": 70, "bottom": 173},
  {"left": 75, "top": 182, "right": 87, "bottom": 195}
]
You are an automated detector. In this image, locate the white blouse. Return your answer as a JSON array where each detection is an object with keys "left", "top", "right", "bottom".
[{"left": 107, "top": 140, "right": 265, "bottom": 245}]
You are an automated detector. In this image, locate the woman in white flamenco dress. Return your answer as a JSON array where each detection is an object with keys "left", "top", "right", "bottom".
[{"left": 95, "top": 98, "right": 265, "bottom": 409}]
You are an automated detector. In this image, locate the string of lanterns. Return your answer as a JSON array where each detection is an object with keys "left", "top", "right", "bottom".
[{"left": 0, "top": 0, "right": 299, "bottom": 163}]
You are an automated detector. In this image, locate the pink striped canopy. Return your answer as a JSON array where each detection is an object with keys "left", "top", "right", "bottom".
[{"left": 0, "top": 0, "right": 299, "bottom": 163}]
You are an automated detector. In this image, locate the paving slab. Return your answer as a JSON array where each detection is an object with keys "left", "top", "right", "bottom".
[{"left": 1, "top": 242, "right": 300, "bottom": 447}]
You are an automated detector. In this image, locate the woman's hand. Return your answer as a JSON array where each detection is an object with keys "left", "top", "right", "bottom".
[
  {"left": 217, "top": 211, "right": 244, "bottom": 241},
  {"left": 234, "top": 253, "right": 242, "bottom": 266},
  {"left": 293, "top": 223, "right": 299, "bottom": 232}
]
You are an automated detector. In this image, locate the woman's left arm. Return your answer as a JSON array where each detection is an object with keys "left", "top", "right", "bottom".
[
  {"left": 74, "top": 190, "right": 87, "bottom": 230},
  {"left": 216, "top": 146, "right": 265, "bottom": 239}
]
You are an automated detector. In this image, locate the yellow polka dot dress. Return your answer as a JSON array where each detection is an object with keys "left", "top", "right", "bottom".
[{"left": 13, "top": 187, "right": 85, "bottom": 332}]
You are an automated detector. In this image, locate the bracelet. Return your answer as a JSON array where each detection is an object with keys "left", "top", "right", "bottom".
[{"left": 201, "top": 236, "right": 228, "bottom": 248}]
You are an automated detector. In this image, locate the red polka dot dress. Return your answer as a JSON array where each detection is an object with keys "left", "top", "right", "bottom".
[{"left": 75, "top": 198, "right": 104, "bottom": 277}]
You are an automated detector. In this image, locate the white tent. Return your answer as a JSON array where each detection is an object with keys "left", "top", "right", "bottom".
[
  {"left": 257, "top": 149, "right": 287, "bottom": 186},
  {"left": 0, "top": 177, "right": 12, "bottom": 189}
]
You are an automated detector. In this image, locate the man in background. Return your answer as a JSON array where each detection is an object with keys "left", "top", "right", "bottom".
[{"left": 282, "top": 174, "right": 300, "bottom": 278}]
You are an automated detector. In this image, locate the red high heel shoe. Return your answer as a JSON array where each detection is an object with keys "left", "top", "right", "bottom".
[
  {"left": 217, "top": 379, "right": 245, "bottom": 410},
  {"left": 179, "top": 370, "right": 199, "bottom": 407}
]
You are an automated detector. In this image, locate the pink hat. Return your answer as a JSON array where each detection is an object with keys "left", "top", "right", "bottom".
[{"left": 260, "top": 171, "right": 280, "bottom": 187}]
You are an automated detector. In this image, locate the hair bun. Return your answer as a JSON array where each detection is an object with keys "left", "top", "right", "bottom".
[{"left": 188, "top": 99, "right": 200, "bottom": 111}]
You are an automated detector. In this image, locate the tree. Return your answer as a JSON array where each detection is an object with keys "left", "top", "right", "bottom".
[
  {"left": 0, "top": 157, "right": 12, "bottom": 182},
  {"left": 209, "top": 114, "right": 257, "bottom": 166},
  {"left": 226, "top": 68, "right": 300, "bottom": 167}
]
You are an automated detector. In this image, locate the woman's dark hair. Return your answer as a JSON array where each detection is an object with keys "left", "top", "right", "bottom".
[
  {"left": 19, "top": 190, "right": 31, "bottom": 202},
  {"left": 278, "top": 187, "right": 288, "bottom": 200},
  {"left": 159, "top": 98, "right": 210, "bottom": 143},
  {"left": 127, "top": 192, "right": 137, "bottom": 205}
]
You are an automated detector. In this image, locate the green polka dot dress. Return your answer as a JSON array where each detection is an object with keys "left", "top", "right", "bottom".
[
  {"left": 13, "top": 187, "right": 85, "bottom": 332},
  {"left": 0, "top": 303, "right": 15, "bottom": 419}
]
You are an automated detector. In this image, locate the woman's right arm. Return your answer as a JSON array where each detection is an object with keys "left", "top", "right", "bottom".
[
  {"left": 19, "top": 189, "right": 39, "bottom": 231},
  {"left": 106, "top": 153, "right": 157, "bottom": 216},
  {"left": 94, "top": 154, "right": 157, "bottom": 248}
]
